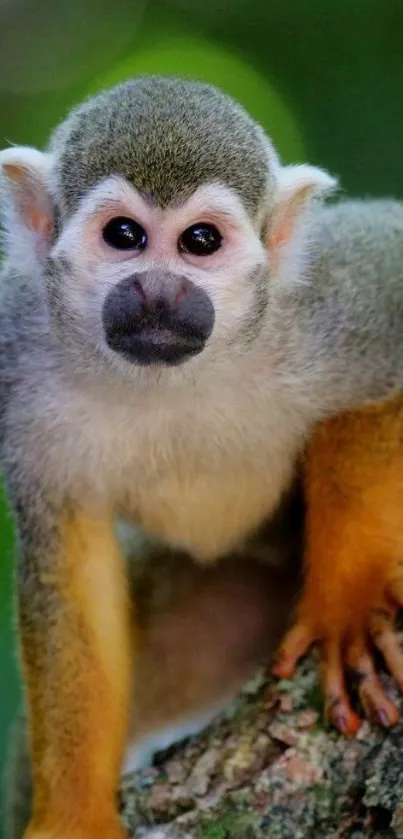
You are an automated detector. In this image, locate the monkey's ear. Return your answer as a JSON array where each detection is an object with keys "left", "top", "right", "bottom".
[
  {"left": 0, "top": 146, "right": 54, "bottom": 263},
  {"left": 267, "top": 164, "right": 337, "bottom": 261}
]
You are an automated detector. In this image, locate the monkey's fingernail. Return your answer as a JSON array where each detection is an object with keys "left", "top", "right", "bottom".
[
  {"left": 377, "top": 708, "right": 390, "bottom": 727},
  {"left": 334, "top": 714, "right": 347, "bottom": 734}
]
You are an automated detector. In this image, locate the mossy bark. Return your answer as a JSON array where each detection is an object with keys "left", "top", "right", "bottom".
[{"left": 120, "top": 656, "right": 403, "bottom": 839}]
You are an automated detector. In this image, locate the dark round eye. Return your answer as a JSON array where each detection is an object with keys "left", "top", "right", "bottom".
[
  {"left": 102, "top": 217, "right": 147, "bottom": 251},
  {"left": 178, "top": 223, "right": 222, "bottom": 256}
]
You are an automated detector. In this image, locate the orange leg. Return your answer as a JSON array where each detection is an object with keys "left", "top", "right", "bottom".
[
  {"left": 273, "top": 398, "right": 403, "bottom": 735},
  {"left": 20, "top": 507, "right": 133, "bottom": 839}
]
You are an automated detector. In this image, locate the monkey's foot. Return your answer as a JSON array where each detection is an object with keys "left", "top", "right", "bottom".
[{"left": 272, "top": 579, "right": 403, "bottom": 735}]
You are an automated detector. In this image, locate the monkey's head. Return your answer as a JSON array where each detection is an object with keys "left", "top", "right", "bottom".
[{"left": 0, "top": 77, "right": 336, "bottom": 376}]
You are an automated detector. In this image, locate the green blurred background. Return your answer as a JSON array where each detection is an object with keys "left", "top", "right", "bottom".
[{"left": 1, "top": 0, "right": 403, "bottom": 830}]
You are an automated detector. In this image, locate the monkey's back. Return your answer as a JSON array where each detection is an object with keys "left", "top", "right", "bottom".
[{"left": 278, "top": 198, "right": 403, "bottom": 411}]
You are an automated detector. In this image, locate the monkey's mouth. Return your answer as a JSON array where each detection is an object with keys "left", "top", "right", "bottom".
[{"left": 105, "top": 325, "right": 206, "bottom": 367}]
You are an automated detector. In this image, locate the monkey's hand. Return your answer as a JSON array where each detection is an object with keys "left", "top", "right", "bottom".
[
  {"left": 273, "top": 405, "right": 403, "bottom": 736},
  {"left": 16, "top": 491, "right": 132, "bottom": 839},
  {"left": 272, "top": 568, "right": 403, "bottom": 736}
]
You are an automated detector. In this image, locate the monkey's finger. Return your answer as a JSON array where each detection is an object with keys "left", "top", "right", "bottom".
[
  {"left": 322, "top": 640, "right": 362, "bottom": 736},
  {"left": 272, "top": 622, "right": 315, "bottom": 678},
  {"left": 345, "top": 636, "right": 399, "bottom": 728},
  {"left": 370, "top": 608, "right": 403, "bottom": 693}
]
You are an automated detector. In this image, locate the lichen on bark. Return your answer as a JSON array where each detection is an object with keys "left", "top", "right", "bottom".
[{"left": 120, "top": 650, "right": 403, "bottom": 839}]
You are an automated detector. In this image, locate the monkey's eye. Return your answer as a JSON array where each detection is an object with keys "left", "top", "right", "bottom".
[
  {"left": 178, "top": 223, "right": 222, "bottom": 257},
  {"left": 102, "top": 217, "right": 147, "bottom": 251}
]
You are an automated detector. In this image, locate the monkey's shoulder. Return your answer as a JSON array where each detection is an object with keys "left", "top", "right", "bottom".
[
  {"left": 302, "top": 198, "right": 403, "bottom": 330},
  {"left": 311, "top": 198, "right": 403, "bottom": 281}
]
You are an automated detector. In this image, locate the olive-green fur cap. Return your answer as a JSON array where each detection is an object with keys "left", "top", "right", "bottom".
[{"left": 49, "top": 76, "right": 278, "bottom": 217}]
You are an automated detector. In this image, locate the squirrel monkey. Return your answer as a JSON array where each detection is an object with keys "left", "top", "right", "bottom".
[
  {"left": 3, "top": 512, "right": 301, "bottom": 839},
  {"left": 274, "top": 393, "right": 403, "bottom": 736},
  {"left": 2, "top": 76, "right": 403, "bottom": 838}
]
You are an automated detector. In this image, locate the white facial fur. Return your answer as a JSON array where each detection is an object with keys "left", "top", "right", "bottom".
[
  {"left": 50, "top": 175, "right": 269, "bottom": 375},
  {"left": 0, "top": 145, "right": 336, "bottom": 386}
]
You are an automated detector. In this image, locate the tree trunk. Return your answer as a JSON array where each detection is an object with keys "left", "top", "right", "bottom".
[{"left": 120, "top": 655, "right": 403, "bottom": 839}]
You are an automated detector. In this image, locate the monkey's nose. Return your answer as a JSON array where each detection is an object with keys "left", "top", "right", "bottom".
[
  {"left": 131, "top": 276, "right": 189, "bottom": 317},
  {"left": 102, "top": 271, "right": 215, "bottom": 367}
]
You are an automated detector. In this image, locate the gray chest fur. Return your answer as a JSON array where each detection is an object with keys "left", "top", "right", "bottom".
[{"left": 30, "top": 364, "right": 305, "bottom": 560}]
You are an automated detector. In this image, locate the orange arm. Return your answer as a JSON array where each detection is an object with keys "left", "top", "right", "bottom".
[{"left": 273, "top": 394, "right": 403, "bottom": 734}]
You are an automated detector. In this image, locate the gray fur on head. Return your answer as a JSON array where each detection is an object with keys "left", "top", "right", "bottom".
[{"left": 49, "top": 76, "right": 278, "bottom": 219}]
